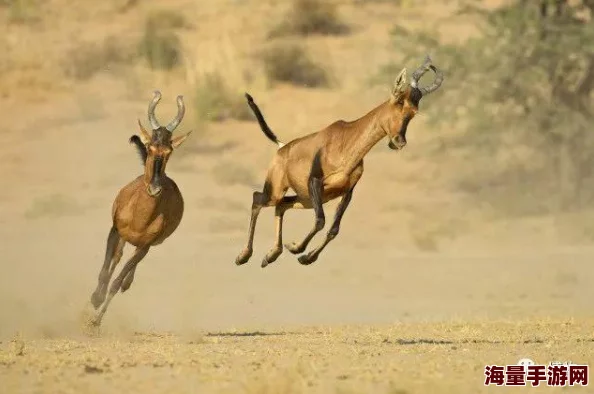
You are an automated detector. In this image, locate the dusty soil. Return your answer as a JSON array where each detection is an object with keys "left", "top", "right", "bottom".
[
  {"left": 2, "top": 320, "right": 594, "bottom": 394},
  {"left": 1, "top": 0, "right": 593, "bottom": 393}
]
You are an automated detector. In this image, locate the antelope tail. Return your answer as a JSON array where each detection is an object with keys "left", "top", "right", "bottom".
[{"left": 245, "top": 93, "right": 286, "bottom": 148}]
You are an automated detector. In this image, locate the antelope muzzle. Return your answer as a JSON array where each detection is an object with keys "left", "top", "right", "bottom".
[
  {"left": 388, "top": 134, "right": 407, "bottom": 150},
  {"left": 388, "top": 114, "right": 412, "bottom": 151},
  {"left": 147, "top": 156, "right": 164, "bottom": 197}
]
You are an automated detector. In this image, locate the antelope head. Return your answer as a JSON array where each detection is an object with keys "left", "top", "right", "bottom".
[
  {"left": 130, "top": 91, "right": 193, "bottom": 197},
  {"left": 385, "top": 55, "right": 444, "bottom": 150}
]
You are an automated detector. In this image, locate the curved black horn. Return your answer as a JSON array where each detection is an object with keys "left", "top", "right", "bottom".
[
  {"left": 165, "top": 95, "right": 185, "bottom": 132},
  {"left": 148, "top": 90, "right": 162, "bottom": 130},
  {"left": 419, "top": 65, "right": 444, "bottom": 96},
  {"left": 410, "top": 55, "right": 432, "bottom": 88}
]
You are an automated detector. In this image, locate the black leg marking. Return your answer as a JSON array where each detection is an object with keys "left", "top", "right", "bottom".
[
  {"left": 286, "top": 151, "right": 326, "bottom": 256},
  {"left": 91, "top": 226, "right": 120, "bottom": 309},
  {"left": 235, "top": 182, "right": 272, "bottom": 266},
  {"left": 120, "top": 265, "right": 137, "bottom": 292},
  {"left": 328, "top": 188, "right": 353, "bottom": 238},
  {"left": 298, "top": 187, "right": 354, "bottom": 265}
]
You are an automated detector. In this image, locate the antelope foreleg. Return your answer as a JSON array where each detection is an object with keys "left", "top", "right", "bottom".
[
  {"left": 91, "top": 246, "right": 150, "bottom": 326},
  {"left": 298, "top": 188, "right": 354, "bottom": 265},
  {"left": 91, "top": 226, "right": 121, "bottom": 309},
  {"left": 108, "top": 238, "right": 126, "bottom": 277}
]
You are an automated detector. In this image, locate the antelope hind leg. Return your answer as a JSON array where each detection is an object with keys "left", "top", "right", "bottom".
[
  {"left": 298, "top": 187, "right": 354, "bottom": 265},
  {"left": 285, "top": 152, "right": 326, "bottom": 255},
  {"left": 261, "top": 205, "right": 285, "bottom": 268},
  {"left": 120, "top": 265, "right": 137, "bottom": 292},
  {"left": 235, "top": 183, "right": 272, "bottom": 265},
  {"left": 261, "top": 196, "right": 300, "bottom": 268}
]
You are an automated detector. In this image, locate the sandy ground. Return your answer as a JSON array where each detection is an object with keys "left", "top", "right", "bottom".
[
  {"left": 2, "top": 321, "right": 594, "bottom": 394},
  {"left": 1, "top": 0, "right": 593, "bottom": 393}
]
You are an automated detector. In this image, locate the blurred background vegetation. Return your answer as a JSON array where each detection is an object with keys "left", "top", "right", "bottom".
[
  {"left": 1, "top": 0, "right": 593, "bottom": 247},
  {"left": 378, "top": 0, "right": 594, "bottom": 217}
]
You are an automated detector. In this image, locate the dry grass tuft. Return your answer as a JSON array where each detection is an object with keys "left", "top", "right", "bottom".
[
  {"left": 60, "top": 9, "right": 188, "bottom": 79},
  {"left": 261, "top": 42, "right": 329, "bottom": 88},
  {"left": 145, "top": 9, "right": 191, "bottom": 30},
  {"left": 182, "top": 30, "right": 263, "bottom": 125},
  {"left": 193, "top": 72, "right": 252, "bottom": 122},
  {"left": 63, "top": 37, "right": 136, "bottom": 81},
  {"left": 144, "top": 8, "right": 189, "bottom": 30},
  {"left": 138, "top": 30, "right": 181, "bottom": 71},
  {"left": 269, "top": 0, "right": 349, "bottom": 37},
  {"left": 3, "top": 0, "right": 40, "bottom": 24},
  {"left": 138, "top": 9, "right": 186, "bottom": 70}
]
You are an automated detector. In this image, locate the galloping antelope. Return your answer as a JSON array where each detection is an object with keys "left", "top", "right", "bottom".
[
  {"left": 90, "top": 91, "right": 193, "bottom": 326},
  {"left": 234, "top": 55, "right": 444, "bottom": 268}
]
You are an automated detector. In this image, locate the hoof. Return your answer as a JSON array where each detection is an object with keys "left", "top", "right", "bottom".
[
  {"left": 285, "top": 242, "right": 305, "bottom": 255},
  {"left": 89, "top": 317, "right": 102, "bottom": 327},
  {"left": 235, "top": 249, "right": 252, "bottom": 266},
  {"left": 90, "top": 291, "right": 104, "bottom": 310},
  {"left": 262, "top": 248, "right": 282, "bottom": 268},
  {"left": 297, "top": 254, "right": 316, "bottom": 265}
]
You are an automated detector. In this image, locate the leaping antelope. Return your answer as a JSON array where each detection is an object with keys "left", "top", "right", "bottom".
[
  {"left": 90, "top": 91, "right": 193, "bottom": 326},
  {"left": 234, "top": 55, "right": 444, "bottom": 268}
]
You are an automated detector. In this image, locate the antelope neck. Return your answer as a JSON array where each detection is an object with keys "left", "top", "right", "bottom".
[{"left": 341, "top": 102, "right": 391, "bottom": 174}]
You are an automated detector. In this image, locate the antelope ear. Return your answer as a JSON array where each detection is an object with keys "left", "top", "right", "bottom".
[
  {"left": 171, "top": 129, "right": 193, "bottom": 149},
  {"left": 129, "top": 135, "right": 148, "bottom": 165},
  {"left": 390, "top": 68, "right": 408, "bottom": 103},
  {"left": 137, "top": 119, "right": 151, "bottom": 144}
]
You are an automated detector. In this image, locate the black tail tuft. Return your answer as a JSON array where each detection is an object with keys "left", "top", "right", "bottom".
[{"left": 245, "top": 92, "right": 282, "bottom": 146}]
